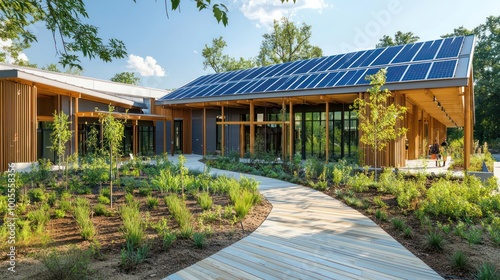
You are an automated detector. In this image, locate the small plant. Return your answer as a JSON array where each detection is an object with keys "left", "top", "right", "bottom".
[
  {"left": 375, "top": 209, "right": 387, "bottom": 221},
  {"left": 120, "top": 204, "right": 146, "bottom": 248},
  {"left": 373, "top": 196, "right": 387, "bottom": 208},
  {"left": 454, "top": 221, "right": 467, "bottom": 238},
  {"left": 138, "top": 187, "right": 152, "bottom": 197},
  {"left": 197, "top": 192, "right": 213, "bottom": 211},
  {"left": 163, "top": 232, "right": 177, "bottom": 249},
  {"left": 93, "top": 203, "right": 111, "bottom": 216},
  {"left": 450, "top": 250, "right": 468, "bottom": 271},
  {"left": 475, "top": 262, "right": 500, "bottom": 280},
  {"left": 54, "top": 209, "right": 66, "bottom": 219},
  {"left": 391, "top": 218, "right": 406, "bottom": 231},
  {"left": 73, "top": 198, "right": 96, "bottom": 241},
  {"left": 436, "top": 221, "right": 451, "bottom": 234},
  {"left": 124, "top": 193, "right": 135, "bottom": 205},
  {"left": 465, "top": 227, "right": 483, "bottom": 244},
  {"left": 28, "top": 208, "right": 51, "bottom": 232},
  {"left": 97, "top": 195, "right": 110, "bottom": 205},
  {"left": 403, "top": 226, "right": 412, "bottom": 238},
  {"left": 146, "top": 196, "right": 159, "bottom": 210},
  {"left": 424, "top": 231, "right": 445, "bottom": 251},
  {"left": 59, "top": 200, "right": 72, "bottom": 212},
  {"left": 39, "top": 247, "right": 93, "bottom": 280},
  {"left": 29, "top": 188, "right": 46, "bottom": 203},
  {"left": 193, "top": 232, "right": 207, "bottom": 248},
  {"left": 120, "top": 241, "right": 151, "bottom": 271}
]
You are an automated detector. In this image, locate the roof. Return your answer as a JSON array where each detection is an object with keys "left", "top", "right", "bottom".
[
  {"left": 0, "top": 63, "right": 170, "bottom": 100},
  {"left": 157, "top": 35, "right": 475, "bottom": 105}
]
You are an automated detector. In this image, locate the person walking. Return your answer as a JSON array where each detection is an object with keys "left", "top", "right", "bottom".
[
  {"left": 430, "top": 139, "right": 440, "bottom": 167},
  {"left": 441, "top": 139, "right": 448, "bottom": 167}
]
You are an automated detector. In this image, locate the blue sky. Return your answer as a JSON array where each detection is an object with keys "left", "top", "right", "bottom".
[{"left": 20, "top": 0, "right": 500, "bottom": 90}]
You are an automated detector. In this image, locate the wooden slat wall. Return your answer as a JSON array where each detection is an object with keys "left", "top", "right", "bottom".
[{"left": 0, "top": 81, "right": 36, "bottom": 171}]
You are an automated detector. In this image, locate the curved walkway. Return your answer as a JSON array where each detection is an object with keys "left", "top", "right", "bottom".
[{"left": 165, "top": 155, "right": 442, "bottom": 280}]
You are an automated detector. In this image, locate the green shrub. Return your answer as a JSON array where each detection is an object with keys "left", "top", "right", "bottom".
[
  {"left": 397, "top": 180, "right": 424, "bottom": 210},
  {"left": 151, "top": 169, "right": 178, "bottom": 194},
  {"left": 97, "top": 195, "right": 110, "bottom": 205},
  {"left": 378, "top": 168, "right": 404, "bottom": 194},
  {"left": 403, "top": 226, "right": 413, "bottom": 238},
  {"left": 475, "top": 262, "right": 500, "bottom": 280},
  {"left": 436, "top": 221, "right": 452, "bottom": 234},
  {"left": 47, "top": 192, "right": 57, "bottom": 206},
  {"left": 120, "top": 204, "right": 146, "bottom": 248},
  {"left": 164, "top": 195, "right": 194, "bottom": 238},
  {"left": 465, "top": 227, "right": 483, "bottom": 244},
  {"left": 120, "top": 241, "right": 150, "bottom": 271},
  {"left": 193, "top": 232, "right": 207, "bottom": 249},
  {"left": 93, "top": 203, "right": 111, "bottom": 217},
  {"left": 146, "top": 196, "right": 159, "bottom": 210},
  {"left": 373, "top": 196, "right": 387, "bottom": 208},
  {"left": 162, "top": 232, "right": 177, "bottom": 249},
  {"left": 59, "top": 200, "right": 72, "bottom": 212},
  {"left": 450, "top": 250, "right": 468, "bottom": 271},
  {"left": 424, "top": 232, "right": 445, "bottom": 251},
  {"left": 124, "top": 193, "right": 136, "bottom": 206},
  {"left": 54, "top": 209, "right": 66, "bottom": 219},
  {"left": 488, "top": 221, "right": 500, "bottom": 246},
  {"left": 101, "top": 187, "right": 111, "bottom": 198},
  {"left": 73, "top": 198, "right": 95, "bottom": 241},
  {"left": 29, "top": 188, "right": 46, "bottom": 203},
  {"left": 344, "top": 196, "right": 364, "bottom": 209},
  {"left": 391, "top": 218, "right": 406, "bottom": 231},
  {"left": 347, "top": 172, "right": 373, "bottom": 192},
  {"left": 454, "top": 221, "right": 467, "bottom": 238},
  {"left": 138, "top": 186, "right": 152, "bottom": 197},
  {"left": 39, "top": 246, "right": 92, "bottom": 280},
  {"left": 375, "top": 209, "right": 387, "bottom": 221},
  {"left": 197, "top": 192, "right": 213, "bottom": 211},
  {"left": 28, "top": 208, "right": 50, "bottom": 232}
]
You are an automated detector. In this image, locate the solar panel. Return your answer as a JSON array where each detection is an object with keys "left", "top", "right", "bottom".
[
  {"left": 427, "top": 60, "right": 457, "bottom": 79},
  {"left": 436, "top": 37, "right": 464, "bottom": 59},
  {"left": 159, "top": 36, "right": 469, "bottom": 102},
  {"left": 402, "top": 63, "right": 431, "bottom": 81},
  {"left": 413, "top": 39, "right": 443, "bottom": 61}
]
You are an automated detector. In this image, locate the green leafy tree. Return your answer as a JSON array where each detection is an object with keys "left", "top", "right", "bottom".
[
  {"left": 50, "top": 111, "right": 72, "bottom": 172},
  {"left": 202, "top": 37, "right": 256, "bottom": 73},
  {"left": 110, "top": 72, "right": 141, "bottom": 85},
  {"left": 376, "top": 31, "right": 420, "bottom": 47},
  {"left": 99, "top": 105, "right": 125, "bottom": 208},
  {"left": 352, "top": 69, "right": 408, "bottom": 180},
  {"left": 443, "top": 16, "right": 500, "bottom": 144},
  {"left": 257, "top": 17, "right": 323, "bottom": 66}
]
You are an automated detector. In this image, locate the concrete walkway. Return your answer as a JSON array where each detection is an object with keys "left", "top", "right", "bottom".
[{"left": 164, "top": 155, "right": 442, "bottom": 280}]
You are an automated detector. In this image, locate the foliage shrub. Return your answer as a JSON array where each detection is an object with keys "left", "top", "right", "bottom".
[
  {"left": 164, "top": 195, "right": 194, "bottom": 238},
  {"left": 59, "top": 200, "right": 72, "bottom": 212},
  {"left": 97, "top": 195, "right": 110, "bottom": 205},
  {"left": 375, "top": 209, "right": 387, "bottom": 221},
  {"left": 391, "top": 218, "right": 406, "bottom": 231},
  {"left": 27, "top": 207, "right": 50, "bottom": 232},
  {"left": 197, "top": 192, "right": 213, "bottom": 211},
  {"left": 39, "top": 246, "right": 92, "bottom": 280},
  {"left": 146, "top": 196, "right": 159, "bottom": 210},
  {"left": 138, "top": 186, "right": 152, "bottom": 197},
  {"left": 192, "top": 232, "right": 207, "bottom": 249},
  {"left": 100, "top": 187, "right": 111, "bottom": 198},
  {"left": 424, "top": 231, "right": 445, "bottom": 251},
  {"left": 488, "top": 218, "right": 500, "bottom": 246},
  {"left": 373, "top": 196, "right": 387, "bottom": 208},
  {"left": 151, "top": 169, "right": 178, "bottom": 194},
  {"left": 120, "top": 204, "right": 146, "bottom": 248},
  {"left": 419, "top": 176, "right": 496, "bottom": 219},
  {"left": 120, "top": 241, "right": 150, "bottom": 271},
  {"left": 377, "top": 168, "right": 405, "bottom": 194},
  {"left": 93, "top": 203, "right": 111, "bottom": 217},
  {"left": 28, "top": 188, "right": 46, "bottom": 203},
  {"left": 81, "top": 157, "right": 108, "bottom": 187},
  {"left": 73, "top": 198, "right": 95, "bottom": 241},
  {"left": 465, "top": 226, "right": 483, "bottom": 244},
  {"left": 397, "top": 180, "right": 425, "bottom": 210},
  {"left": 347, "top": 172, "right": 373, "bottom": 192},
  {"left": 54, "top": 209, "right": 66, "bottom": 219},
  {"left": 475, "top": 262, "right": 500, "bottom": 280},
  {"left": 450, "top": 250, "right": 468, "bottom": 270},
  {"left": 163, "top": 232, "right": 177, "bottom": 249}
]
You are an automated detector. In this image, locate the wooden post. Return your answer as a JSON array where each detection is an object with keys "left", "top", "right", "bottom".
[
  {"left": 203, "top": 108, "right": 207, "bottom": 156},
  {"left": 170, "top": 110, "right": 175, "bottom": 156},
  {"left": 281, "top": 99, "right": 286, "bottom": 160},
  {"left": 74, "top": 97, "right": 79, "bottom": 156},
  {"left": 163, "top": 117, "right": 167, "bottom": 154},
  {"left": 32, "top": 85, "right": 38, "bottom": 161},
  {"left": 289, "top": 100, "right": 293, "bottom": 161},
  {"left": 133, "top": 120, "right": 138, "bottom": 155},
  {"left": 240, "top": 122, "right": 245, "bottom": 158},
  {"left": 221, "top": 106, "right": 225, "bottom": 156},
  {"left": 250, "top": 102, "right": 255, "bottom": 155},
  {"left": 325, "top": 101, "right": 329, "bottom": 162},
  {"left": 464, "top": 86, "right": 471, "bottom": 171}
]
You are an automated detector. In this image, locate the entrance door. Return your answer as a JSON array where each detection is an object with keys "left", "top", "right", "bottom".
[
  {"left": 174, "top": 120, "right": 183, "bottom": 153},
  {"left": 37, "top": 122, "right": 55, "bottom": 162}
]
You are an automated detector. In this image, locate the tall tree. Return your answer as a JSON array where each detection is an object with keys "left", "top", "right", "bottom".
[
  {"left": 41, "top": 63, "right": 83, "bottom": 75},
  {"left": 352, "top": 69, "right": 408, "bottom": 180},
  {"left": 376, "top": 31, "right": 420, "bottom": 47},
  {"left": 202, "top": 37, "right": 255, "bottom": 73},
  {"left": 50, "top": 111, "right": 72, "bottom": 181},
  {"left": 442, "top": 16, "right": 500, "bottom": 144},
  {"left": 110, "top": 72, "right": 141, "bottom": 85},
  {"left": 99, "top": 105, "right": 125, "bottom": 208},
  {"left": 257, "top": 17, "right": 323, "bottom": 66}
]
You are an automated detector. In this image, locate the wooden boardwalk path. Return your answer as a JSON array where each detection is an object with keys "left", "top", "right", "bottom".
[{"left": 166, "top": 155, "right": 442, "bottom": 280}]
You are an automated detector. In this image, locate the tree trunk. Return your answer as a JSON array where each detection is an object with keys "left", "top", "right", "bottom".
[{"left": 110, "top": 144, "right": 113, "bottom": 209}]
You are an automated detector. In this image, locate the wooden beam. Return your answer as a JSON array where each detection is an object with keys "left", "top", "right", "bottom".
[
  {"left": 289, "top": 100, "right": 293, "bottom": 161},
  {"left": 203, "top": 108, "right": 207, "bottom": 156},
  {"left": 221, "top": 106, "right": 225, "bottom": 156},
  {"left": 250, "top": 102, "right": 255, "bottom": 155},
  {"left": 325, "top": 101, "right": 329, "bottom": 162}
]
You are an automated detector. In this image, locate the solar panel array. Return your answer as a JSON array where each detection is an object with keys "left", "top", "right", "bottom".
[{"left": 159, "top": 36, "right": 465, "bottom": 102}]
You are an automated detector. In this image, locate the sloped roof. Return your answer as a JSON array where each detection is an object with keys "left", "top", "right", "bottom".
[{"left": 157, "top": 35, "right": 474, "bottom": 105}]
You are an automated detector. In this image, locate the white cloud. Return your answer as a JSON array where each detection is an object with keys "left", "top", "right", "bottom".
[
  {"left": 0, "top": 38, "right": 29, "bottom": 63},
  {"left": 239, "top": 0, "right": 328, "bottom": 28},
  {"left": 127, "top": 54, "right": 165, "bottom": 77},
  {"left": 193, "top": 50, "right": 198, "bottom": 54}
]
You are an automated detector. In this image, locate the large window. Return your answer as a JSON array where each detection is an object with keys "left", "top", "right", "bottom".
[{"left": 139, "top": 126, "right": 154, "bottom": 156}]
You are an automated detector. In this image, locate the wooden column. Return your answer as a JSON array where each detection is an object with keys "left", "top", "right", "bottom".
[
  {"left": 32, "top": 85, "right": 38, "bottom": 160},
  {"left": 74, "top": 97, "right": 79, "bottom": 156},
  {"left": 412, "top": 105, "right": 419, "bottom": 159},
  {"left": 325, "top": 101, "right": 330, "bottom": 162},
  {"left": 221, "top": 106, "right": 225, "bottom": 156},
  {"left": 250, "top": 102, "right": 255, "bottom": 155},
  {"left": 163, "top": 118, "right": 167, "bottom": 154},
  {"left": 281, "top": 99, "right": 286, "bottom": 160},
  {"left": 240, "top": 122, "right": 245, "bottom": 158},
  {"left": 203, "top": 108, "right": 207, "bottom": 156},
  {"left": 132, "top": 120, "right": 138, "bottom": 155},
  {"left": 464, "top": 86, "right": 471, "bottom": 171},
  {"left": 289, "top": 100, "right": 293, "bottom": 161}
]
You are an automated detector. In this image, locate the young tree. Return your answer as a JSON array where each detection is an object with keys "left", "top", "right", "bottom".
[
  {"left": 202, "top": 37, "right": 256, "bottom": 73},
  {"left": 352, "top": 69, "right": 408, "bottom": 181},
  {"left": 99, "top": 105, "right": 125, "bottom": 208},
  {"left": 50, "top": 111, "right": 72, "bottom": 173},
  {"left": 257, "top": 17, "right": 323, "bottom": 66},
  {"left": 376, "top": 31, "right": 420, "bottom": 47},
  {"left": 110, "top": 72, "right": 141, "bottom": 85}
]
